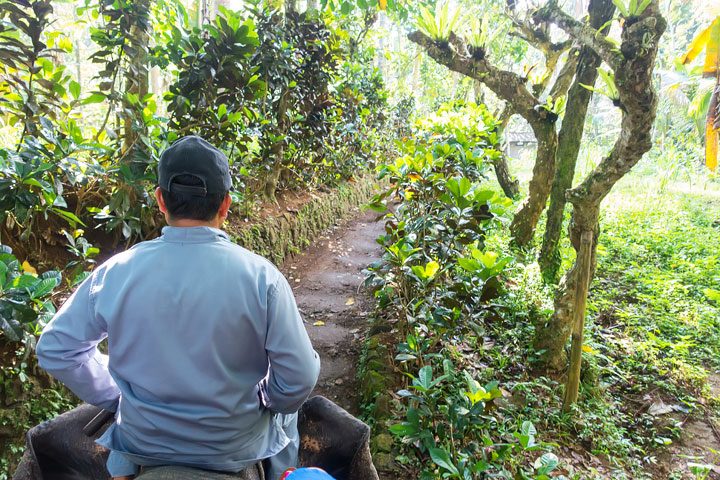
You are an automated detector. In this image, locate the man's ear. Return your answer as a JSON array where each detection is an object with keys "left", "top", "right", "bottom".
[
  {"left": 218, "top": 193, "right": 232, "bottom": 220},
  {"left": 155, "top": 187, "right": 168, "bottom": 215}
]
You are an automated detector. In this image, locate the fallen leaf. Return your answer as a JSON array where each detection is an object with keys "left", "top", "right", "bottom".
[
  {"left": 345, "top": 297, "right": 355, "bottom": 306},
  {"left": 648, "top": 400, "right": 675, "bottom": 416},
  {"left": 313, "top": 321, "right": 325, "bottom": 327}
]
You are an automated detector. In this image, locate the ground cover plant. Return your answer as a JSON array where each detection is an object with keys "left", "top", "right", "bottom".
[
  {"left": 365, "top": 102, "right": 566, "bottom": 479},
  {"left": 364, "top": 138, "right": 720, "bottom": 479}
]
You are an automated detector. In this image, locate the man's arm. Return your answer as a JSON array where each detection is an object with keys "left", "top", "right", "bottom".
[
  {"left": 263, "top": 275, "right": 320, "bottom": 414},
  {"left": 36, "top": 274, "right": 121, "bottom": 411}
]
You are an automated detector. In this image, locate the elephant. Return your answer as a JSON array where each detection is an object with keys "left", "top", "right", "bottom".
[{"left": 13, "top": 396, "right": 378, "bottom": 480}]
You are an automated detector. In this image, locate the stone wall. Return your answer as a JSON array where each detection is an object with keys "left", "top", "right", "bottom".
[{"left": 226, "top": 176, "right": 379, "bottom": 265}]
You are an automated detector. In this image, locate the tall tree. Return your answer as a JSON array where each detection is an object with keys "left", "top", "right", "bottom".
[
  {"left": 408, "top": 25, "right": 571, "bottom": 247},
  {"left": 533, "top": 0, "right": 666, "bottom": 371},
  {"left": 538, "top": 0, "right": 615, "bottom": 282},
  {"left": 122, "top": 0, "right": 151, "bottom": 171}
]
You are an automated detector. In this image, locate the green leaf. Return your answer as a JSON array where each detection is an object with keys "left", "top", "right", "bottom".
[
  {"left": 82, "top": 92, "right": 107, "bottom": 105},
  {"left": 534, "top": 452, "right": 559, "bottom": 474},
  {"left": 521, "top": 421, "right": 537, "bottom": 437},
  {"left": 31, "top": 277, "right": 59, "bottom": 300},
  {"left": 413, "top": 260, "right": 440, "bottom": 280},
  {"left": 704, "top": 288, "right": 720, "bottom": 303},
  {"left": 612, "top": 0, "right": 630, "bottom": 16},
  {"left": 52, "top": 208, "right": 86, "bottom": 227},
  {"left": 429, "top": 447, "right": 460, "bottom": 476},
  {"left": 636, "top": 0, "right": 652, "bottom": 15},
  {"left": 417, "top": 365, "right": 433, "bottom": 390},
  {"left": 69, "top": 80, "right": 81, "bottom": 100},
  {"left": 389, "top": 422, "right": 417, "bottom": 437},
  {"left": 0, "top": 315, "right": 22, "bottom": 342},
  {"left": 13, "top": 274, "right": 40, "bottom": 290},
  {"left": 457, "top": 257, "right": 480, "bottom": 272}
]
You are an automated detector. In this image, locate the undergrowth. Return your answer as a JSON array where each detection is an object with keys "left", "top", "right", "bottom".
[
  {"left": 365, "top": 169, "right": 720, "bottom": 479},
  {"left": 487, "top": 181, "right": 720, "bottom": 478}
]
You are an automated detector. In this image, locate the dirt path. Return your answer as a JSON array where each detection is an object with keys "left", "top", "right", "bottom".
[
  {"left": 281, "top": 208, "right": 384, "bottom": 414},
  {"left": 652, "top": 374, "right": 720, "bottom": 479}
]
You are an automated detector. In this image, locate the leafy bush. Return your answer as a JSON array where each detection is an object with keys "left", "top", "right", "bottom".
[
  {"left": 0, "top": 245, "right": 60, "bottom": 346},
  {"left": 365, "top": 102, "right": 558, "bottom": 478}
]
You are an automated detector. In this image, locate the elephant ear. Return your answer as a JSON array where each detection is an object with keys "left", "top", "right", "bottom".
[
  {"left": 297, "top": 396, "right": 378, "bottom": 480},
  {"left": 13, "top": 404, "right": 110, "bottom": 480}
]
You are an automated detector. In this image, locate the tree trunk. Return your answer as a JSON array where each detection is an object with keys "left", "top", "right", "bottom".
[
  {"left": 122, "top": 0, "right": 151, "bottom": 173},
  {"left": 495, "top": 108, "right": 520, "bottom": 199},
  {"left": 509, "top": 121, "right": 558, "bottom": 247},
  {"left": 263, "top": 88, "right": 292, "bottom": 202},
  {"left": 535, "top": 206, "right": 600, "bottom": 371},
  {"left": 407, "top": 29, "right": 571, "bottom": 247},
  {"left": 538, "top": 0, "right": 615, "bottom": 283},
  {"left": 533, "top": 1, "right": 666, "bottom": 371},
  {"left": 493, "top": 155, "right": 520, "bottom": 199},
  {"left": 562, "top": 229, "right": 594, "bottom": 411}
]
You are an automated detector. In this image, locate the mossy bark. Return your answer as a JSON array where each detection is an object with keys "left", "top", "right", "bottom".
[
  {"left": 122, "top": 0, "right": 150, "bottom": 168},
  {"left": 509, "top": 121, "right": 558, "bottom": 247},
  {"left": 407, "top": 30, "right": 570, "bottom": 248},
  {"left": 538, "top": 0, "right": 615, "bottom": 283},
  {"left": 492, "top": 155, "right": 520, "bottom": 199}
]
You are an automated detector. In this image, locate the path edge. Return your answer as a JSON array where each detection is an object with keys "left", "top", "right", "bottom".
[{"left": 226, "top": 175, "right": 379, "bottom": 266}]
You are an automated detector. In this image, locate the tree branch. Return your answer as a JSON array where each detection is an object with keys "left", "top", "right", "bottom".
[
  {"left": 566, "top": 4, "right": 666, "bottom": 205},
  {"left": 548, "top": 46, "right": 579, "bottom": 99},
  {"left": 408, "top": 30, "right": 546, "bottom": 125},
  {"left": 533, "top": 3, "right": 623, "bottom": 70},
  {"left": 509, "top": 18, "right": 573, "bottom": 95}
]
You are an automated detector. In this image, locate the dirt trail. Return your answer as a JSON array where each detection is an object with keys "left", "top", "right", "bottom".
[
  {"left": 652, "top": 374, "right": 720, "bottom": 479},
  {"left": 280, "top": 208, "right": 385, "bottom": 414}
]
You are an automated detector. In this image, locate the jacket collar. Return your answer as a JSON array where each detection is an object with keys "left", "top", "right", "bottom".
[{"left": 160, "top": 226, "right": 230, "bottom": 243}]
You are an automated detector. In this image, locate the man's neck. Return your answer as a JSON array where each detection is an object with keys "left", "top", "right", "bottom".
[{"left": 168, "top": 218, "right": 222, "bottom": 229}]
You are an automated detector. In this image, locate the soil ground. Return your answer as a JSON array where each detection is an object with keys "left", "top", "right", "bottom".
[
  {"left": 650, "top": 374, "right": 720, "bottom": 479},
  {"left": 280, "top": 208, "right": 384, "bottom": 415}
]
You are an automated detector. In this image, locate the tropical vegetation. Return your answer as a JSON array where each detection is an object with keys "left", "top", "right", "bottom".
[{"left": 1, "top": 0, "right": 719, "bottom": 479}]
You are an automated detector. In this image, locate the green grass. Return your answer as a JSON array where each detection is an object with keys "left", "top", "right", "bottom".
[
  {"left": 558, "top": 177, "right": 720, "bottom": 473},
  {"left": 592, "top": 183, "right": 720, "bottom": 396}
]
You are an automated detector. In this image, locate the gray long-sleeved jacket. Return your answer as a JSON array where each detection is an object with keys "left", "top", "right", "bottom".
[{"left": 36, "top": 226, "right": 320, "bottom": 473}]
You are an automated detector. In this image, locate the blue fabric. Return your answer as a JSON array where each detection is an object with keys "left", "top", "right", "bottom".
[
  {"left": 285, "top": 468, "right": 336, "bottom": 479},
  {"left": 37, "top": 226, "right": 320, "bottom": 476}
]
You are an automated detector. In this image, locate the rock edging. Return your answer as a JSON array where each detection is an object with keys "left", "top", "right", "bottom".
[
  {"left": 357, "top": 318, "right": 401, "bottom": 477},
  {"left": 226, "top": 176, "right": 378, "bottom": 265}
]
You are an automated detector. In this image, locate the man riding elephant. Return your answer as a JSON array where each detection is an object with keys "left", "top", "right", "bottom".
[{"left": 36, "top": 135, "right": 321, "bottom": 480}]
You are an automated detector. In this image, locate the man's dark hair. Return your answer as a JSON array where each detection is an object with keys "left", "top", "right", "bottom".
[{"left": 160, "top": 174, "right": 227, "bottom": 221}]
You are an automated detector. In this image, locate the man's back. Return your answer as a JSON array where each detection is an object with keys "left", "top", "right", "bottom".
[{"left": 38, "top": 226, "right": 320, "bottom": 472}]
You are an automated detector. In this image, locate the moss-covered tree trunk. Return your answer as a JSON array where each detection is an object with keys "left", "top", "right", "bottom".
[
  {"left": 534, "top": 2, "right": 666, "bottom": 371},
  {"left": 538, "top": 0, "right": 615, "bottom": 282},
  {"left": 492, "top": 155, "right": 520, "bottom": 199},
  {"left": 495, "top": 109, "right": 520, "bottom": 199},
  {"left": 508, "top": 121, "right": 558, "bottom": 246},
  {"left": 264, "top": 88, "right": 292, "bottom": 202}
]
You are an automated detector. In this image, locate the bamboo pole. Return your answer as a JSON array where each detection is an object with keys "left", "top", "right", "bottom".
[{"left": 562, "top": 230, "right": 594, "bottom": 412}]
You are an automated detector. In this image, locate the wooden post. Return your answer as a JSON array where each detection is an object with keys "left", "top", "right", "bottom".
[{"left": 562, "top": 230, "right": 594, "bottom": 412}]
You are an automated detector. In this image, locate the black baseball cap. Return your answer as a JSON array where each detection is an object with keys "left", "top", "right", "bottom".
[{"left": 158, "top": 135, "right": 232, "bottom": 197}]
